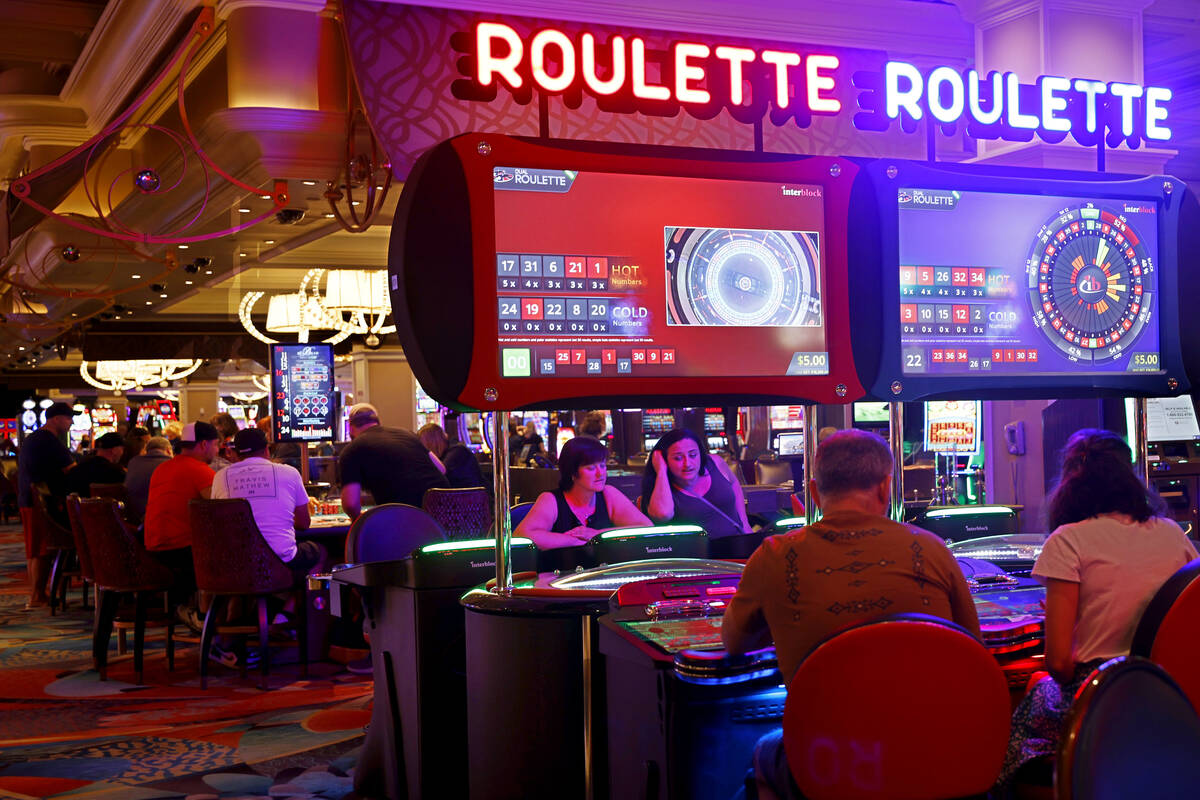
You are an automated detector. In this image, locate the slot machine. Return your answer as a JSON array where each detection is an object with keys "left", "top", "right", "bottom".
[
  {"left": 69, "top": 407, "right": 93, "bottom": 450},
  {"left": 702, "top": 407, "right": 728, "bottom": 452},
  {"left": 91, "top": 407, "right": 117, "bottom": 438},
  {"left": 641, "top": 408, "right": 676, "bottom": 454},
  {"left": 1145, "top": 394, "right": 1200, "bottom": 537}
]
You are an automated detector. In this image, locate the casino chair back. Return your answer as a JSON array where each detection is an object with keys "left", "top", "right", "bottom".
[
  {"left": 1056, "top": 656, "right": 1200, "bottom": 800},
  {"left": 783, "top": 614, "right": 1009, "bottom": 800},
  {"left": 1130, "top": 557, "right": 1200, "bottom": 709},
  {"left": 422, "top": 487, "right": 494, "bottom": 541},
  {"left": 346, "top": 503, "right": 446, "bottom": 564},
  {"left": 755, "top": 457, "right": 793, "bottom": 486},
  {"left": 509, "top": 501, "right": 535, "bottom": 530}
]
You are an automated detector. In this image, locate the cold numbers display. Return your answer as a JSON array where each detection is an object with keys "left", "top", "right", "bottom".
[{"left": 898, "top": 188, "right": 1161, "bottom": 376}]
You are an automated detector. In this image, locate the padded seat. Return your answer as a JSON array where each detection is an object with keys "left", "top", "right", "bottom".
[
  {"left": 189, "top": 498, "right": 311, "bottom": 690},
  {"left": 345, "top": 503, "right": 446, "bottom": 563},
  {"left": 1130, "top": 557, "right": 1200, "bottom": 710},
  {"left": 76, "top": 496, "right": 176, "bottom": 683},
  {"left": 32, "top": 483, "right": 79, "bottom": 615},
  {"left": 783, "top": 614, "right": 1010, "bottom": 799},
  {"left": 422, "top": 487, "right": 493, "bottom": 541},
  {"left": 1057, "top": 656, "right": 1200, "bottom": 800}
]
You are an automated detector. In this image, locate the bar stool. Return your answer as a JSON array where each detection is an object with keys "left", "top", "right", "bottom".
[
  {"left": 781, "top": 614, "right": 1010, "bottom": 799},
  {"left": 189, "top": 498, "right": 309, "bottom": 690},
  {"left": 1057, "top": 656, "right": 1200, "bottom": 799},
  {"left": 76, "top": 496, "right": 176, "bottom": 683},
  {"left": 1130, "top": 557, "right": 1200, "bottom": 709}
]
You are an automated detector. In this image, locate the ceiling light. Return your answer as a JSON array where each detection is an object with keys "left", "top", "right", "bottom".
[
  {"left": 324, "top": 213, "right": 335, "bottom": 218},
  {"left": 351, "top": 201, "right": 361, "bottom": 206},
  {"left": 159, "top": 293, "right": 168, "bottom": 298},
  {"left": 185, "top": 280, "right": 193, "bottom": 285},
  {"left": 178, "top": 245, "right": 188, "bottom": 249},
  {"left": 264, "top": 240, "right": 275, "bottom": 244},
  {"left": 145, "top": 301, "right": 152, "bottom": 305},
  {"left": 239, "top": 252, "right": 247, "bottom": 257},
  {"left": 205, "top": 270, "right": 212, "bottom": 275},
  {"left": 302, "top": 180, "right": 317, "bottom": 186},
  {"left": 238, "top": 208, "right": 251, "bottom": 213},
  {"left": 18, "top": 346, "right": 24, "bottom": 351},
  {"left": 131, "top": 274, "right": 142, "bottom": 279}
]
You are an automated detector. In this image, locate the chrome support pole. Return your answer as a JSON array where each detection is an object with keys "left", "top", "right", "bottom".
[
  {"left": 492, "top": 410, "right": 513, "bottom": 593},
  {"left": 803, "top": 406, "right": 818, "bottom": 524},
  {"left": 581, "top": 614, "right": 595, "bottom": 800},
  {"left": 889, "top": 402, "right": 905, "bottom": 522},
  {"left": 1134, "top": 397, "right": 1150, "bottom": 487}
]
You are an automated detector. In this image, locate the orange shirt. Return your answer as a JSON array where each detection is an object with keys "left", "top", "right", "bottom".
[
  {"left": 722, "top": 509, "right": 980, "bottom": 683},
  {"left": 143, "top": 454, "right": 215, "bottom": 551}
]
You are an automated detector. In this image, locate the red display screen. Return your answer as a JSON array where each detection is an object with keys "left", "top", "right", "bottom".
[{"left": 494, "top": 170, "right": 829, "bottom": 381}]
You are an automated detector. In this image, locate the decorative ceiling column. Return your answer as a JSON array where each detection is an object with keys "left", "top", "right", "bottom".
[{"left": 957, "top": 0, "right": 1174, "bottom": 173}]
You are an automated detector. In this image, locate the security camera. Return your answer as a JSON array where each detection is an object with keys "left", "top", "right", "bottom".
[
  {"left": 183, "top": 261, "right": 200, "bottom": 274},
  {"left": 275, "top": 208, "right": 305, "bottom": 225},
  {"left": 193, "top": 257, "right": 212, "bottom": 268},
  {"left": 150, "top": 283, "right": 165, "bottom": 292}
]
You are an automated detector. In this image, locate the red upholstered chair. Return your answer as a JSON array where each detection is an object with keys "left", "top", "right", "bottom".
[
  {"left": 64, "top": 494, "right": 95, "bottom": 612},
  {"left": 782, "top": 614, "right": 1010, "bottom": 800},
  {"left": 1056, "top": 656, "right": 1200, "bottom": 800},
  {"left": 76, "top": 496, "right": 176, "bottom": 683},
  {"left": 31, "top": 483, "right": 79, "bottom": 615},
  {"left": 422, "top": 487, "right": 493, "bottom": 541},
  {"left": 1130, "top": 557, "right": 1200, "bottom": 709},
  {"left": 189, "top": 498, "right": 309, "bottom": 690}
]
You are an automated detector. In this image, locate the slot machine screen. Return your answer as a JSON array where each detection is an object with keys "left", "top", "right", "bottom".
[
  {"left": 227, "top": 406, "right": 247, "bottom": 426},
  {"left": 774, "top": 431, "right": 805, "bottom": 457},
  {"left": 157, "top": 400, "right": 176, "bottom": 420},
  {"left": 853, "top": 402, "right": 890, "bottom": 424},
  {"left": 1147, "top": 395, "right": 1200, "bottom": 442},
  {"left": 271, "top": 344, "right": 336, "bottom": 442},
  {"left": 769, "top": 405, "right": 805, "bottom": 429},
  {"left": 642, "top": 408, "right": 675, "bottom": 451},
  {"left": 923, "top": 400, "right": 981, "bottom": 455},
  {"left": 898, "top": 188, "right": 1161, "bottom": 378}
]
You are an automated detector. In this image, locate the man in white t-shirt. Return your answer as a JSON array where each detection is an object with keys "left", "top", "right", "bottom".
[{"left": 210, "top": 427, "right": 326, "bottom": 581}]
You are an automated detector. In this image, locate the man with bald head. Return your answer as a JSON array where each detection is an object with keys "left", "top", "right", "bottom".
[
  {"left": 337, "top": 403, "right": 449, "bottom": 521},
  {"left": 722, "top": 429, "right": 980, "bottom": 798}
]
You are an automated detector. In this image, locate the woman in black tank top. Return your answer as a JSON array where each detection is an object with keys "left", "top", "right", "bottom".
[
  {"left": 642, "top": 428, "right": 752, "bottom": 538},
  {"left": 514, "top": 436, "right": 650, "bottom": 550}
]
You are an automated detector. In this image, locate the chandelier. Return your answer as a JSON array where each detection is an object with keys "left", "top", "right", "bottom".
[
  {"left": 80, "top": 359, "right": 203, "bottom": 393},
  {"left": 239, "top": 269, "right": 395, "bottom": 346}
]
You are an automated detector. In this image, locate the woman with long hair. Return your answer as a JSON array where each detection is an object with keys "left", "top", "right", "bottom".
[
  {"left": 998, "top": 428, "right": 1196, "bottom": 789},
  {"left": 640, "top": 428, "right": 751, "bottom": 538}
]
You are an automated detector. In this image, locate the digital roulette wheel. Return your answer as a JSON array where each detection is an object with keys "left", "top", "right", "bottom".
[
  {"left": 665, "top": 227, "right": 821, "bottom": 327},
  {"left": 1027, "top": 204, "right": 1154, "bottom": 364}
]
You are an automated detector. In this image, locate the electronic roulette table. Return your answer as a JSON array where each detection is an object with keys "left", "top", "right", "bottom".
[
  {"left": 462, "top": 558, "right": 745, "bottom": 800},
  {"left": 958, "top": 556, "right": 1048, "bottom": 688},
  {"left": 599, "top": 573, "right": 784, "bottom": 800}
]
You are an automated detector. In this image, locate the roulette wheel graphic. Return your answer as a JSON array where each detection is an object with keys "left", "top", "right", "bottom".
[
  {"left": 665, "top": 227, "right": 821, "bottom": 326},
  {"left": 1026, "top": 204, "right": 1153, "bottom": 363}
]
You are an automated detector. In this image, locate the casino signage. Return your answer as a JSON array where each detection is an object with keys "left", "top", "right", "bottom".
[{"left": 454, "top": 21, "right": 1173, "bottom": 150}]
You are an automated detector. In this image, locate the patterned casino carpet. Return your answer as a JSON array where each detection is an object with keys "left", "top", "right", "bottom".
[{"left": 0, "top": 523, "right": 372, "bottom": 800}]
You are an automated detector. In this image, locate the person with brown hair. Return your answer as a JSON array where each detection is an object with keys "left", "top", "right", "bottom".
[
  {"left": 998, "top": 428, "right": 1197, "bottom": 789},
  {"left": 418, "top": 423, "right": 486, "bottom": 489}
]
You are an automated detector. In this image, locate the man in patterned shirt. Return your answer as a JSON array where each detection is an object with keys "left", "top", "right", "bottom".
[{"left": 722, "top": 429, "right": 979, "bottom": 798}]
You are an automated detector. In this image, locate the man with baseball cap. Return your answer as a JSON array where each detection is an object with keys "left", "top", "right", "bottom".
[
  {"left": 66, "top": 431, "right": 126, "bottom": 497},
  {"left": 210, "top": 427, "right": 326, "bottom": 581},
  {"left": 16, "top": 401, "right": 76, "bottom": 609},
  {"left": 144, "top": 421, "right": 221, "bottom": 622},
  {"left": 337, "top": 402, "right": 449, "bottom": 520}
]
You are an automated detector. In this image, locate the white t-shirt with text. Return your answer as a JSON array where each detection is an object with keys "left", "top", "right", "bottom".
[
  {"left": 210, "top": 457, "right": 308, "bottom": 562},
  {"left": 1034, "top": 513, "right": 1197, "bottom": 664}
]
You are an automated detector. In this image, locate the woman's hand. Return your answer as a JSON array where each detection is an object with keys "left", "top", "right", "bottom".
[
  {"left": 567, "top": 526, "right": 598, "bottom": 543},
  {"left": 652, "top": 450, "right": 666, "bottom": 474}
]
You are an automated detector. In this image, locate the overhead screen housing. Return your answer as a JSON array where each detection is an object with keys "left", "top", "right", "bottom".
[
  {"left": 848, "top": 160, "right": 1200, "bottom": 402},
  {"left": 390, "top": 134, "right": 864, "bottom": 411}
]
